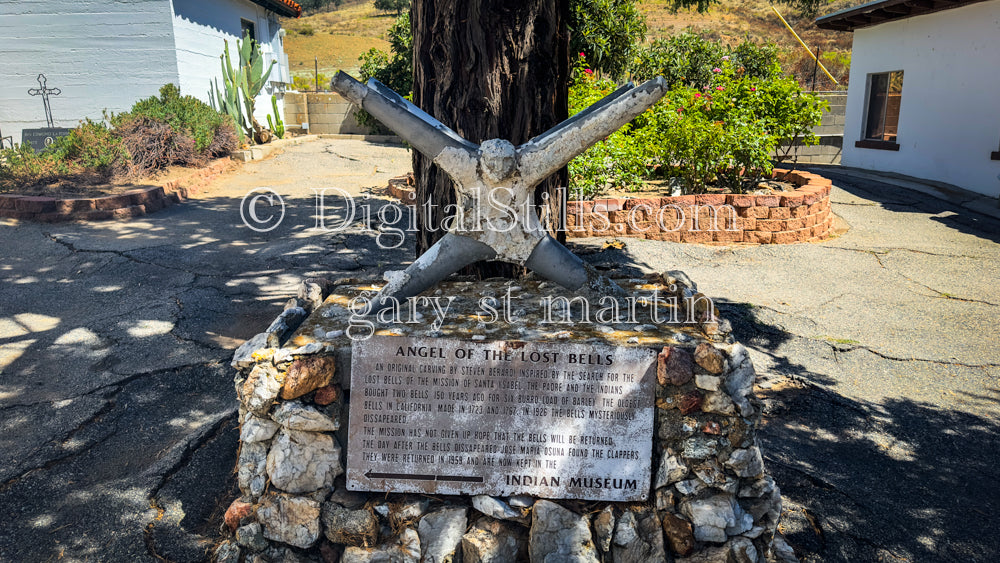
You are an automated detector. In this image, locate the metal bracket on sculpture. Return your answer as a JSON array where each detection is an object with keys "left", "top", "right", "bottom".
[{"left": 331, "top": 71, "right": 667, "bottom": 312}]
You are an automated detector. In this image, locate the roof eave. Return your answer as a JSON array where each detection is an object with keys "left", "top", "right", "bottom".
[{"left": 815, "top": 0, "right": 989, "bottom": 31}]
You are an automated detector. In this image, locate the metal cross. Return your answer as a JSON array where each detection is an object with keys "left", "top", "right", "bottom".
[
  {"left": 332, "top": 72, "right": 666, "bottom": 311},
  {"left": 27, "top": 74, "right": 61, "bottom": 128}
]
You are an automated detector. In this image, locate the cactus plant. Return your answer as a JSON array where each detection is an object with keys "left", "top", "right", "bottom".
[
  {"left": 217, "top": 32, "right": 276, "bottom": 144},
  {"left": 267, "top": 94, "right": 285, "bottom": 139}
]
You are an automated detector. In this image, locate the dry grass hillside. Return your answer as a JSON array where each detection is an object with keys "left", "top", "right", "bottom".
[
  {"left": 282, "top": 0, "right": 861, "bottom": 90},
  {"left": 282, "top": 0, "right": 394, "bottom": 80}
]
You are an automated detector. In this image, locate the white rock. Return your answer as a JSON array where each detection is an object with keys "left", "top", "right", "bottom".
[
  {"left": 266, "top": 429, "right": 342, "bottom": 493},
  {"left": 725, "top": 343, "right": 755, "bottom": 399},
  {"left": 702, "top": 391, "right": 737, "bottom": 415},
  {"left": 656, "top": 454, "right": 689, "bottom": 488},
  {"left": 291, "top": 342, "right": 323, "bottom": 355},
  {"left": 461, "top": 519, "right": 521, "bottom": 563},
  {"left": 257, "top": 493, "right": 321, "bottom": 549},
  {"left": 675, "top": 479, "right": 706, "bottom": 496},
  {"left": 695, "top": 374, "right": 722, "bottom": 392},
  {"left": 726, "top": 447, "right": 765, "bottom": 478},
  {"left": 730, "top": 536, "right": 759, "bottom": 563},
  {"left": 342, "top": 528, "right": 420, "bottom": 563},
  {"left": 612, "top": 509, "right": 666, "bottom": 563},
  {"left": 273, "top": 348, "right": 293, "bottom": 365},
  {"left": 507, "top": 495, "right": 534, "bottom": 508},
  {"left": 418, "top": 507, "right": 467, "bottom": 563},
  {"left": 241, "top": 414, "right": 279, "bottom": 443},
  {"left": 243, "top": 364, "right": 283, "bottom": 416},
  {"left": 238, "top": 442, "right": 268, "bottom": 499},
  {"left": 232, "top": 333, "right": 268, "bottom": 369},
  {"left": 528, "top": 500, "right": 599, "bottom": 563},
  {"left": 681, "top": 495, "right": 737, "bottom": 543},
  {"left": 271, "top": 401, "right": 339, "bottom": 432},
  {"left": 471, "top": 495, "right": 526, "bottom": 523}
]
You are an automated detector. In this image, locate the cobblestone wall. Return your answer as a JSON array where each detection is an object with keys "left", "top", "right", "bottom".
[{"left": 217, "top": 277, "right": 795, "bottom": 563}]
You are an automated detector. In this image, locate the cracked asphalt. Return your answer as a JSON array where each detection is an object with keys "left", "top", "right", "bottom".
[
  {"left": 1, "top": 137, "right": 998, "bottom": 561},
  {"left": 0, "top": 139, "right": 412, "bottom": 562},
  {"left": 581, "top": 167, "right": 1000, "bottom": 561}
]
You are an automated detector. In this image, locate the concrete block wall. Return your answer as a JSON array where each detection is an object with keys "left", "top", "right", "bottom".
[
  {"left": 778, "top": 92, "right": 847, "bottom": 165},
  {"left": 283, "top": 92, "right": 368, "bottom": 135}
]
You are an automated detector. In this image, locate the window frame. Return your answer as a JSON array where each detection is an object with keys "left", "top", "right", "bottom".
[
  {"left": 240, "top": 18, "right": 257, "bottom": 44},
  {"left": 856, "top": 70, "right": 904, "bottom": 151}
]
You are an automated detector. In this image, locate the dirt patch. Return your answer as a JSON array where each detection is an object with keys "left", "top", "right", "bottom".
[
  {"left": 7, "top": 165, "right": 215, "bottom": 199},
  {"left": 602, "top": 178, "right": 797, "bottom": 200}
]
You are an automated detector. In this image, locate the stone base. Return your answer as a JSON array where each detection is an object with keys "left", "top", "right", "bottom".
[{"left": 219, "top": 275, "right": 794, "bottom": 563}]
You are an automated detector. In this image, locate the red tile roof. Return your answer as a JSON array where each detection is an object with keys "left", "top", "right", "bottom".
[{"left": 248, "top": 0, "right": 302, "bottom": 18}]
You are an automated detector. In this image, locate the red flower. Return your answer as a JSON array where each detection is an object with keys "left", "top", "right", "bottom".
[
  {"left": 584, "top": 68, "right": 593, "bottom": 75},
  {"left": 694, "top": 93, "right": 702, "bottom": 98},
  {"left": 716, "top": 86, "right": 724, "bottom": 91},
  {"left": 579, "top": 52, "right": 585, "bottom": 57}
]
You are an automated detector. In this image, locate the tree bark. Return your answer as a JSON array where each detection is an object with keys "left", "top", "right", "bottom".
[{"left": 411, "top": 0, "right": 569, "bottom": 279}]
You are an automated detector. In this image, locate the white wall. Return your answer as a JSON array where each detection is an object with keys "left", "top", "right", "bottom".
[
  {"left": 0, "top": 0, "right": 178, "bottom": 143},
  {"left": 842, "top": 0, "right": 1000, "bottom": 198},
  {"left": 170, "top": 0, "right": 289, "bottom": 132}
]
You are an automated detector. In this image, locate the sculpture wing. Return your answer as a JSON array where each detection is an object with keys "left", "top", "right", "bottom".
[
  {"left": 517, "top": 77, "right": 667, "bottom": 186},
  {"left": 331, "top": 72, "right": 477, "bottom": 161}
]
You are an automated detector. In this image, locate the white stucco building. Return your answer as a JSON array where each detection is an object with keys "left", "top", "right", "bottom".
[
  {"left": 0, "top": 0, "right": 299, "bottom": 144},
  {"left": 817, "top": 0, "right": 1000, "bottom": 198}
]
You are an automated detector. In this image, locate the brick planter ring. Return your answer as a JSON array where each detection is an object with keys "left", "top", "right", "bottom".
[
  {"left": 387, "top": 168, "right": 834, "bottom": 244},
  {"left": 0, "top": 158, "right": 234, "bottom": 222}
]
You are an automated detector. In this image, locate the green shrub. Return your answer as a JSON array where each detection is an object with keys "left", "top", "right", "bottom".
[
  {"left": 0, "top": 144, "right": 68, "bottom": 191},
  {"left": 114, "top": 83, "right": 230, "bottom": 152},
  {"left": 1, "top": 84, "right": 236, "bottom": 190},
  {"left": 47, "top": 118, "right": 129, "bottom": 178},
  {"left": 292, "top": 73, "right": 330, "bottom": 92},
  {"left": 570, "top": 40, "right": 826, "bottom": 197}
]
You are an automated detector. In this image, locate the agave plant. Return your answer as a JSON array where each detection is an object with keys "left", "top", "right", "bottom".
[{"left": 216, "top": 33, "right": 276, "bottom": 144}]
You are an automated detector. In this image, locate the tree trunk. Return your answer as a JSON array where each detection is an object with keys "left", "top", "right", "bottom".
[{"left": 411, "top": 0, "right": 569, "bottom": 279}]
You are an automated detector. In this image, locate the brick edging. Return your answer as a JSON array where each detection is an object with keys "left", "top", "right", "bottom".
[
  {"left": 0, "top": 158, "right": 236, "bottom": 223},
  {"left": 387, "top": 169, "right": 834, "bottom": 244}
]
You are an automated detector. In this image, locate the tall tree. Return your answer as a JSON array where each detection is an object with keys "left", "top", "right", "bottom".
[{"left": 411, "top": 0, "right": 570, "bottom": 279}]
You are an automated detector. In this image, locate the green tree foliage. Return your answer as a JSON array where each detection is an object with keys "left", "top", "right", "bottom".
[
  {"left": 296, "top": 0, "right": 343, "bottom": 15},
  {"left": 355, "top": 11, "right": 412, "bottom": 130},
  {"left": 569, "top": 0, "right": 647, "bottom": 80},
  {"left": 631, "top": 33, "right": 780, "bottom": 88},
  {"left": 373, "top": 0, "right": 410, "bottom": 15}
]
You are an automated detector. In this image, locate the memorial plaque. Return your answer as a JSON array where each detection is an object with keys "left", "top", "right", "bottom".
[
  {"left": 346, "top": 336, "right": 657, "bottom": 502},
  {"left": 21, "top": 128, "right": 71, "bottom": 152}
]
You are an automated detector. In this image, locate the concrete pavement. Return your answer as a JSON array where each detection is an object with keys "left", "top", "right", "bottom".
[{"left": 1, "top": 137, "right": 997, "bottom": 561}]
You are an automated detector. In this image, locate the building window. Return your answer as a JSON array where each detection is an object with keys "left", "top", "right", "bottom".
[
  {"left": 856, "top": 70, "right": 903, "bottom": 151},
  {"left": 241, "top": 18, "right": 256, "bottom": 43}
]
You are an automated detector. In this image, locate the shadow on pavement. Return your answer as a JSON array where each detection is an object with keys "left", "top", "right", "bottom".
[
  {"left": 807, "top": 167, "right": 1000, "bottom": 245},
  {"left": 720, "top": 299, "right": 1000, "bottom": 563}
]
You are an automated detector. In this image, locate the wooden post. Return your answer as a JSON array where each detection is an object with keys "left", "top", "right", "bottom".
[{"left": 811, "top": 47, "right": 820, "bottom": 91}]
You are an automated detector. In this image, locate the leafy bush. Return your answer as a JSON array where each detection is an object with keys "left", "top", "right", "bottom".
[
  {"left": 570, "top": 41, "right": 827, "bottom": 197},
  {"left": 292, "top": 72, "right": 330, "bottom": 92},
  {"left": 0, "top": 84, "right": 236, "bottom": 190},
  {"left": 114, "top": 84, "right": 232, "bottom": 153}
]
